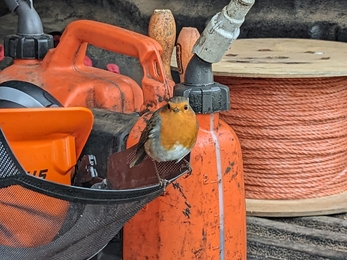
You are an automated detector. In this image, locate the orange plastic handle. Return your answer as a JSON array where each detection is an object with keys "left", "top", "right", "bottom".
[{"left": 48, "top": 20, "right": 166, "bottom": 84}]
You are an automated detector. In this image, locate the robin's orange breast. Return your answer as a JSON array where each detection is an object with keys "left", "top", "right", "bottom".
[{"left": 158, "top": 110, "right": 198, "bottom": 151}]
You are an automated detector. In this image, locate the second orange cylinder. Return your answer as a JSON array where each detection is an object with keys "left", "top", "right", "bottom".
[{"left": 124, "top": 112, "right": 246, "bottom": 259}]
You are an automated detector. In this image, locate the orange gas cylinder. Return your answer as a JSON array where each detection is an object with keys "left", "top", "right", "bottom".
[
  {"left": 0, "top": 20, "right": 172, "bottom": 113},
  {"left": 123, "top": 32, "right": 246, "bottom": 260}
]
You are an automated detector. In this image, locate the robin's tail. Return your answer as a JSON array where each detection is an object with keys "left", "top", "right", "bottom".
[{"left": 129, "top": 148, "right": 147, "bottom": 168}]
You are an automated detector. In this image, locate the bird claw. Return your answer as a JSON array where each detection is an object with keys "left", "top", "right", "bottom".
[{"left": 158, "top": 178, "right": 169, "bottom": 190}]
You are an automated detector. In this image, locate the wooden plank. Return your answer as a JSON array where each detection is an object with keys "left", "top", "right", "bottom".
[
  {"left": 171, "top": 38, "right": 347, "bottom": 78},
  {"left": 247, "top": 215, "right": 347, "bottom": 259},
  {"left": 247, "top": 217, "right": 347, "bottom": 246},
  {"left": 280, "top": 216, "right": 347, "bottom": 233},
  {"left": 246, "top": 189, "right": 347, "bottom": 217},
  {"left": 248, "top": 234, "right": 347, "bottom": 260},
  {"left": 247, "top": 254, "right": 279, "bottom": 260}
]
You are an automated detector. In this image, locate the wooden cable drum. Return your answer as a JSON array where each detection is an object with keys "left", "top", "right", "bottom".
[{"left": 171, "top": 38, "right": 347, "bottom": 217}]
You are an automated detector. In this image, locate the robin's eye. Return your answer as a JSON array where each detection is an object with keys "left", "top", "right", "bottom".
[
  {"left": 184, "top": 104, "right": 188, "bottom": 110},
  {"left": 167, "top": 103, "right": 171, "bottom": 109}
]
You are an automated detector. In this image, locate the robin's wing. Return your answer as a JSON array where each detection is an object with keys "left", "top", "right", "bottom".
[
  {"left": 137, "top": 111, "right": 159, "bottom": 150},
  {"left": 129, "top": 110, "right": 161, "bottom": 168}
]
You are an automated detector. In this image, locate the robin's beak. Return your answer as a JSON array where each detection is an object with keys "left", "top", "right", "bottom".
[{"left": 173, "top": 107, "right": 179, "bottom": 113}]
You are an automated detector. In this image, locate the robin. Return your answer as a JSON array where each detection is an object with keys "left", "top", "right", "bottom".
[{"left": 130, "top": 96, "right": 199, "bottom": 168}]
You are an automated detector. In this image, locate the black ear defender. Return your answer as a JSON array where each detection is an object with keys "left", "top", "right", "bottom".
[{"left": 0, "top": 80, "right": 62, "bottom": 108}]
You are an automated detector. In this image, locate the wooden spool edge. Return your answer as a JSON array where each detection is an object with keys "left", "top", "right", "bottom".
[
  {"left": 171, "top": 65, "right": 347, "bottom": 78},
  {"left": 170, "top": 47, "right": 347, "bottom": 78},
  {"left": 246, "top": 190, "right": 347, "bottom": 217}
]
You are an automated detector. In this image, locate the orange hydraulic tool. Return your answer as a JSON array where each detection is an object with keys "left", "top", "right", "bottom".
[
  {"left": 123, "top": 0, "right": 255, "bottom": 259},
  {"left": 1, "top": 17, "right": 172, "bottom": 113}
]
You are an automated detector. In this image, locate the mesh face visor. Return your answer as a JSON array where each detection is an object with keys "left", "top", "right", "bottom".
[{"left": 0, "top": 129, "right": 191, "bottom": 260}]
